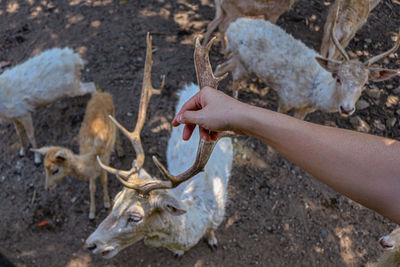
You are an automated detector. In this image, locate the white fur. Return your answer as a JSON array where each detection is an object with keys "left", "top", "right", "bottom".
[
  {"left": 0, "top": 47, "right": 93, "bottom": 119},
  {"left": 224, "top": 18, "right": 339, "bottom": 114},
  {"left": 0, "top": 47, "right": 96, "bottom": 163},
  {"left": 86, "top": 83, "right": 233, "bottom": 257}
]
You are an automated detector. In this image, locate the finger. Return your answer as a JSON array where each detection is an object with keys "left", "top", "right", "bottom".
[
  {"left": 172, "top": 92, "right": 202, "bottom": 126},
  {"left": 182, "top": 124, "right": 196, "bottom": 141},
  {"left": 199, "top": 127, "right": 211, "bottom": 141},
  {"left": 210, "top": 131, "right": 219, "bottom": 141}
]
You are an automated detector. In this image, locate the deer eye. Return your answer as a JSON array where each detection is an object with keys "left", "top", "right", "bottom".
[
  {"left": 332, "top": 73, "right": 341, "bottom": 85},
  {"left": 127, "top": 214, "right": 142, "bottom": 224},
  {"left": 52, "top": 168, "right": 59, "bottom": 175}
]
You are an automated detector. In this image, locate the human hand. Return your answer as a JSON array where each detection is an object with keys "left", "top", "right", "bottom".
[{"left": 172, "top": 86, "right": 244, "bottom": 141}]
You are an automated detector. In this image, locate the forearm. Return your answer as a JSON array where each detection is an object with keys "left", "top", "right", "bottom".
[{"left": 234, "top": 104, "right": 400, "bottom": 223}]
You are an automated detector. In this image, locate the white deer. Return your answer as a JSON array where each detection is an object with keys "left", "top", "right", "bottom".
[
  {"left": 215, "top": 18, "right": 399, "bottom": 119},
  {"left": 203, "top": 0, "right": 297, "bottom": 52},
  {"left": 0, "top": 48, "right": 96, "bottom": 164},
  {"left": 86, "top": 34, "right": 233, "bottom": 258}
]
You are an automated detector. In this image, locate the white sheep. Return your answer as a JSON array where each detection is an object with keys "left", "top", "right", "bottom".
[
  {"left": 216, "top": 18, "right": 399, "bottom": 119},
  {"left": 0, "top": 48, "right": 96, "bottom": 164},
  {"left": 86, "top": 83, "right": 233, "bottom": 257}
]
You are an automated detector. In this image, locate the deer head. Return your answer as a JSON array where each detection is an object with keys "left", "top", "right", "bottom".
[
  {"left": 315, "top": 2, "right": 399, "bottom": 116},
  {"left": 86, "top": 34, "right": 229, "bottom": 258},
  {"left": 32, "top": 146, "right": 71, "bottom": 190}
]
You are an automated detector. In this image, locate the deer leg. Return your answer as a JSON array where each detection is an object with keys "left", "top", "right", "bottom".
[
  {"left": 18, "top": 114, "right": 41, "bottom": 164},
  {"left": 13, "top": 119, "right": 27, "bottom": 157},
  {"left": 277, "top": 101, "right": 290, "bottom": 114},
  {"left": 206, "top": 229, "right": 218, "bottom": 250},
  {"left": 89, "top": 178, "right": 96, "bottom": 220},
  {"left": 293, "top": 108, "right": 312, "bottom": 120},
  {"left": 100, "top": 170, "right": 111, "bottom": 209}
]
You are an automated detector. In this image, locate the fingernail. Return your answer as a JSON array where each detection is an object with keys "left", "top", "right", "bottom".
[{"left": 177, "top": 114, "right": 182, "bottom": 123}]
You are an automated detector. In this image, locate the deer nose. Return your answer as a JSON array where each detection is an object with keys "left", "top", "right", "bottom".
[
  {"left": 87, "top": 243, "right": 97, "bottom": 251},
  {"left": 339, "top": 106, "right": 354, "bottom": 115}
]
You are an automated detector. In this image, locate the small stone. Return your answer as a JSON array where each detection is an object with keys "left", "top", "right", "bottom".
[
  {"left": 71, "top": 196, "right": 77, "bottom": 203},
  {"left": 396, "top": 109, "right": 400, "bottom": 116},
  {"left": 386, "top": 84, "right": 394, "bottom": 89},
  {"left": 127, "top": 112, "right": 133, "bottom": 117},
  {"left": 356, "top": 99, "right": 370, "bottom": 110},
  {"left": 373, "top": 119, "right": 386, "bottom": 131},
  {"left": 320, "top": 230, "right": 328, "bottom": 238},
  {"left": 349, "top": 116, "right": 370, "bottom": 133},
  {"left": 386, "top": 118, "right": 397, "bottom": 128},
  {"left": 386, "top": 95, "right": 399, "bottom": 108},
  {"left": 393, "top": 87, "right": 400, "bottom": 95},
  {"left": 364, "top": 38, "right": 372, "bottom": 44},
  {"left": 366, "top": 88, "right": 381, "bottom": 99},
  {"left": 324, "top": 120, "right": 337, "bottom": 127}
]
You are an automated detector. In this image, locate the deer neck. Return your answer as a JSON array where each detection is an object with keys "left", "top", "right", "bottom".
[
  {"left": 144, "top": 204, "right": 202, "bottom": 251},
  {"left": 68, "top": 152, "right": 97, "bottom": 180},
  {"left": 312, "top": 70, "right": 341, "bottom": 112}
]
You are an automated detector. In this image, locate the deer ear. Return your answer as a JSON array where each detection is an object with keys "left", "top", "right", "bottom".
[
  {"left": 153, "top": 193, "right": 186, "bottom": 216},
  {"left": 55, "top": 150, "right": 67, "bottom": 161},
  {"left": 368, "top": 68, "right": 399, "bottom": 82},
  {"left": 31, "top": 147, "right": 53, "bottom": 155},
  {"left": 315, "top": 56, "right": 341, "bottom": 73}
]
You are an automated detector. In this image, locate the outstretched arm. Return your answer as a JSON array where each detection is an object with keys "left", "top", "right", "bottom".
[{"left": 173, "top": 87, "right": 400, "bottom": 224}]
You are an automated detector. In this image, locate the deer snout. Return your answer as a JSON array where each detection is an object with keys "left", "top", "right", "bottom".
[{"left": 339, "top": 105, "right": 355, "bottom": 116}]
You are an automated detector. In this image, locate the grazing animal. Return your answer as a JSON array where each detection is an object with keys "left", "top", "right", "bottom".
[
  {"left": 216, "top": 18, "right": 400, "bottom": 118},
  {"left": 86, "top": 34, "right": 233, "bottom": 258},
  {"left": 33, "top": 92, "right": 123, "bottom": 220},
  {"left": 0, "top": 48, "right": 96, "bottom": 164},
  {"left": 320, "top": 0, "right": 381, "bottom": 60},
  {"left": 203, "top": 0, "right": 297, "bottom": 52}
]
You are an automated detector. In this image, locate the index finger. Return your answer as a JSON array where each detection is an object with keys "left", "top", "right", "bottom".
[{"left": 172, "top": 91, "right": 202, "bottom": 127}]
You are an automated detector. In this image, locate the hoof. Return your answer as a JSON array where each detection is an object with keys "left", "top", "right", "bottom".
[
  {"left": 208, "top": 243, "right": 218, "bottom": 251},
  {"left": 173, "top": 251, "right": 184, "bottom": 258},
  {"left": 104, "top": 202, "right": 111, "bottom": 209},
  {"left": 34, "top": 154, "right": 42, "bottom": 165},
  {"left": 89, "top": 213, "right": 95, "bottom": 220},
  {"left": 18, "top": 148, "right": 25, "bottom": 157}
]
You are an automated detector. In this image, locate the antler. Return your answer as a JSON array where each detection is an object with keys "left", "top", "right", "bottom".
[
  {"left": 97, "top": 32, "right": 165, "bottom": 192},
  {"left": 145, "top": 37, "right": 229, "bottom": 192},
  {"left": 364, "top": 29, "right": 400, "bottom": 67},
  {"left": 330, "top": 0, "right": 350, "bottom": 61},
  {"left": 105, "top": 36, "right": 230, "bottom": 195}
]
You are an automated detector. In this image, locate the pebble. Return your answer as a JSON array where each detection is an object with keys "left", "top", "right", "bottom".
[
  {"left": 393, "top": 87, "right": 400, "bottom": 95},
  {"left": 349, "top": 116, "right": 370, "bottom": 133},
  {"left": 366, "top": 88, "right": 381, "bottom": 99},
  {"left": 386, "top": 95, "right": 399, "bottom": 108},
  {"left": 356, "top": 99, "right": 370, "bottom": 110},
  {"left": 320, "top": 229, "right": 328, "bottom": 238},
  {"left": 373, "top": 119, "right": 386, "bottom": 131},
  {"left": 127, "top": 112, "right": 133, "bottom": 117},
  {"left": 364, "top": 38, "right": 372, "bottom": 44},
  {"left": 386, "top": 118, "right": 397, "bottom": 128}
]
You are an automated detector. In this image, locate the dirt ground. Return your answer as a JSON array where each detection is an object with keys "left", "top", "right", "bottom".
[{"left": 1, "top": 0, "right": 400, "bottom": 266}]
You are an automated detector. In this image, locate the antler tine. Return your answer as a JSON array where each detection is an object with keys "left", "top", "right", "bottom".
[
  {"left": 194, "top": 37, "right": 229, "bottom": 89},
  {"left": 331, "top": 0, "right": 350, "bottom": 61},
  {"left": 98, "top": 32, "right": 164, "bottom": 183},
  {"left": 145, "top": 36, "right": 229, "bottom": 193},
  {"left": 364, "top": 29, "right": 400, "bottom": 67}
]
